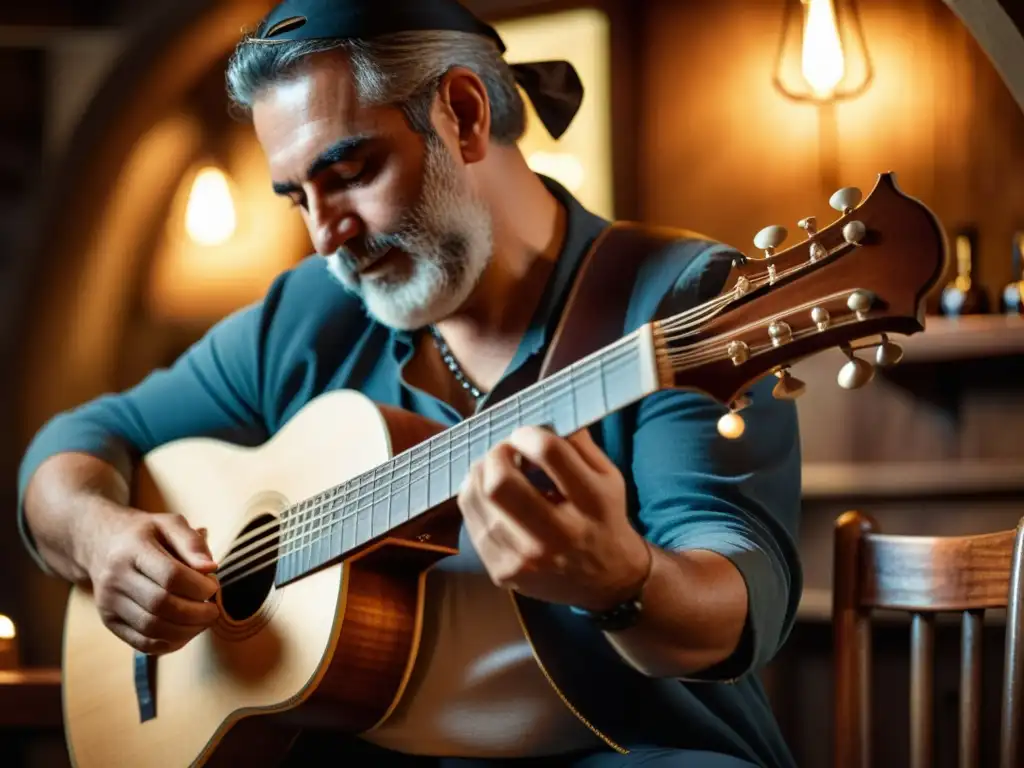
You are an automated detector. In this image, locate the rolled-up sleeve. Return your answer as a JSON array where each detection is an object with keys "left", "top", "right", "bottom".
[
  {"left": 17, "top": 300, "right": 270, "bottom": 573},
  {"left": 628, "top": 241, "right": 804, "bottom": 682}
]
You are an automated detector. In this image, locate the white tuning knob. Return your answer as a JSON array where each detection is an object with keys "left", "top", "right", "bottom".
[
  {"left": 753, "top": 225, "right": 788, "bottom": 254},
  {"left": 829, "top": 187, "right": 863, "bottom": 214},
  {"left": 837, "top": 352, "right": 875, "bottom": 390}
]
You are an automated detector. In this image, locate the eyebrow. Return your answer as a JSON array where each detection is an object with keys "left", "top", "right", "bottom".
[{"left": 271, "top": 134, "right": 371, "bottom": 195}]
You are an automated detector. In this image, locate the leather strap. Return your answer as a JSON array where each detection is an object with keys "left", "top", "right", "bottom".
[{"left": 538, "top": 221, "right": 704, "bottom": 380}]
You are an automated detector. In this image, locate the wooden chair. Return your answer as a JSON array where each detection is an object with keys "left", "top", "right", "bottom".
[{"left": 832, "top": 510, "right": 1024, "bottom": 768}]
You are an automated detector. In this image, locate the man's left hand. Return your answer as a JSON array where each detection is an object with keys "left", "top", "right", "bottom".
[{"left": 457, "top": 425, "right": 652, "bottom": 611}]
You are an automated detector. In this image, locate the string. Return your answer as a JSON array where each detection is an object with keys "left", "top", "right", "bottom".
[
  {"left": 216, "top": 267, "right": 760, "bottom": 569},
  {"left": 214, "top": 343, "right": 646, "bottom": 583},
  {"left": 216, "top": 276, "right": 803, "bottom": 583},
  {"left": 217, "top": 285, "right": 735, "bottom": 583},
  {"left": 215, "top": 249, "right": 853, "bottom": 590},
  {"left": 216, "top": 278, "right": 745, "bottom": 571},
  {"left": 214, "top": 333, "right": 645, "bottom": 568},
  {"left": 215, "top": 337, "right": 743, "bottom": 591}
]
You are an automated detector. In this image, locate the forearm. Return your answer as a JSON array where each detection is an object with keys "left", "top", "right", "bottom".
[
  {"left": 603, "top": 544, "right": 748, "bottom": 679},
  {"left": 22, "top": 452, "right": 133, "bottom": 584}
]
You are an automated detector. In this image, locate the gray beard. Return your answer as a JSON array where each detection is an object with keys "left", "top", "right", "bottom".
[{"left": 324, "top": 135, "right": 493, "bottom": 331}]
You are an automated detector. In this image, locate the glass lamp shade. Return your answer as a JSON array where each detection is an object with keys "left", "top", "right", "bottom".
[{"left": 772, "top": 0, "right": 874, "bottom": 103}]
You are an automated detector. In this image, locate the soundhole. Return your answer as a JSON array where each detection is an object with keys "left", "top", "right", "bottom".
[{"left": 219, "top": 513, "right": 279, "bottom": 622}]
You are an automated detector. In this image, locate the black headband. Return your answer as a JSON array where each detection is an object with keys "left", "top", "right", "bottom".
[{"left": 250, "top": 0, "right": 584, "bottom": 139}]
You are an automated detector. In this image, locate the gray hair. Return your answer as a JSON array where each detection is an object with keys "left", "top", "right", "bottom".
[{"left": 225, "top": 29, "right": 526, "bottom": 144}]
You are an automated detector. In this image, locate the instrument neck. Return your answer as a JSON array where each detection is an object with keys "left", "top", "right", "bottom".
[{"left": 274, "top": 326, "right": 660, "bottom": 586}]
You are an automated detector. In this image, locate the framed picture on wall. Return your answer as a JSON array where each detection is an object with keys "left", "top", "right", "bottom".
[{"left": 493, "top": 6, "right": 616, "bottom": 220}]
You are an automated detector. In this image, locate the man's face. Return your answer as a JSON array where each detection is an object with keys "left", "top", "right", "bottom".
[{"left": 252, "top": 52, "right": 493, "bottom": 330}]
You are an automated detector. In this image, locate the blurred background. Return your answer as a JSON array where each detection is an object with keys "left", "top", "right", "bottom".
[{"left": 0, "top": 0, "right": 1021, "bottom": 765}]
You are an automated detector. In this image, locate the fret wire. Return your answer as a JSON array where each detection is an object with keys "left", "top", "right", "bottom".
[{"left": 280, "top": 336, "right": 643, "bottom": 577}]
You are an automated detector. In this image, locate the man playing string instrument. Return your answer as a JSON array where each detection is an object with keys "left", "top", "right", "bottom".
[{"left": 17, "top": 1, "right": 803, "bottom": 765}]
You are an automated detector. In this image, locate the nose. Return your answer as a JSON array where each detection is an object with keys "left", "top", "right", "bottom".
[{"left": 307, "top": 194, "right": 361, "bottom": 256}]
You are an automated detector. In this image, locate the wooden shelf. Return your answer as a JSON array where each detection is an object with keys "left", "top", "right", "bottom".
[
  {"left": 802, "top": 460, "right": 1024, "bottom": 500},
  {"left": 897, "top": 314, "right": 1024, "bottom": 362},
  {"left": 0, "top": 668, "right": 61, "bottom": 728}
]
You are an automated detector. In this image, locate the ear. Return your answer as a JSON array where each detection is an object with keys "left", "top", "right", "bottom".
[{"left": 434, "top": 67, "right": 491, "bottom": 164}]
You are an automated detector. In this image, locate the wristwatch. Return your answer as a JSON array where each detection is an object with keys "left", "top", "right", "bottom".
[{"left": 570, "top": 593, "right": 644, "bottom": 632}]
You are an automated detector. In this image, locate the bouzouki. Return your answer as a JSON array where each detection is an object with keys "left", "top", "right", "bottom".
[{"left": 61, "top": 173, "right": 948, "bottom": 766}]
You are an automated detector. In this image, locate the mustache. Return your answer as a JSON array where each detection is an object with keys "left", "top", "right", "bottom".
[{"left": 334, "top": 230, "right": 408, "bottom": 272}]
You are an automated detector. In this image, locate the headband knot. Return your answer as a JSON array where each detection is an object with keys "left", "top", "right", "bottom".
[{"left": 253, "top": 0, "right": 584, "bottom": 139}]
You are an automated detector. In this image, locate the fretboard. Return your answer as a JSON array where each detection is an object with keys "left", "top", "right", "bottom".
[{"left": 274, "top": 326, "right": 660, "bottom": 585}]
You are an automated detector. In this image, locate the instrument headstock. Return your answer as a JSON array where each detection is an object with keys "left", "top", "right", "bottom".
[{"left": 655, "top": 172, "right": 949, "bottom": 438}]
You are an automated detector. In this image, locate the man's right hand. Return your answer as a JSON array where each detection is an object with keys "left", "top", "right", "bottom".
[{"left": 80, "top": 503, "right": 221, "bottom": 655}]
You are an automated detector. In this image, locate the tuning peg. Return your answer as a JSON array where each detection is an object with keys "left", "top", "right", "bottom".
[
  {"left": 847, "top": 290, "right": 874, "bottom": 320},
  {"left": 772, "top": 368, "right": 806, "bottom": 400},
  {"left": 874, "top": 334, "right": 904, "bottom": 367},
  {"left": 717, "top": 395, "right": 752, "bottom": 440},
  {"left": 798, "top": 217, "right": 818, "bottom": 236},
  {"left": 829, "top": 187, "right": 863, "bottom": 214},
  {"left": 837, "top": 347, "right": 875, "bottom": 390},
  {"left": 843, "top": 220, "right": 867, "bottom": 245},
  {"left": 753, "top": 225, "right": 788, "bottom": 256}
]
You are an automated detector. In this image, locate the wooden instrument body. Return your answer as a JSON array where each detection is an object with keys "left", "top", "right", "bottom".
[{"left": 62, "top": 390, "right": 459, "bottom": 767}]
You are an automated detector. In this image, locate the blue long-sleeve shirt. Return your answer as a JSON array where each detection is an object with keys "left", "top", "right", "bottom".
[{"left": 17, "top": 177, "right": 802, "bottom": 767}]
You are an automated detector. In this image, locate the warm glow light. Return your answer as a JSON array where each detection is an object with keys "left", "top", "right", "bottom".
[
  {"left": 526, "top": 151, "right": 586, "bottom": 192},
  {"left": 184, "top": 167, "right": 236, "bottom": 246},
  {"left": 801, "top": 0, "right": 846, "bottom": 98},
  {"left": 0, "top": 615, "right": 15, "bottom": 640},
  {"left": 496, "top": 8, "right": 613, "bottom": 218}
]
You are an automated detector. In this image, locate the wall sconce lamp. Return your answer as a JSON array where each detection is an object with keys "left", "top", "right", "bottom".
[
  {"left": 772, "top": 0, "right": 873, "bottom": 104},
  {"left": 184, "top": 165, "right": 237, "bottom": 247},
  {"left": 0, "top": 614, "right": 19, "bottom": 670}
]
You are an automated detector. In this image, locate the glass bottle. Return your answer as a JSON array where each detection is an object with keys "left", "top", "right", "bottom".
[
  {"left": 940, "top": 227, "right": 990, "bottom": 316},
  {"left": 1000, "top": 231, "right": 1023, "bottom": 315}
]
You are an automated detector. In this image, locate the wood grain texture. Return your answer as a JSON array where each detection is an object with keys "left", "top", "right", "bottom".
[
  {"left": 61, "top": 391, "right": 459, "bottom": 767},
  {"left": 669, "top": 173, "right": 946, "bottom": 407},
  {"left": 863, "top": 526, "right": 1019, "bottom": 610},
  {"left": 832, "top": 510, "right": 1024, "bottom": 768}
]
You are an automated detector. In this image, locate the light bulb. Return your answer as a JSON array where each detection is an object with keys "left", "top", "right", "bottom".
[
  {"left": 801, "top": 0, "right": 846, "bottom": 99},
  {"left": 184, "top": 167, "right": 237, "bottom": 246}
]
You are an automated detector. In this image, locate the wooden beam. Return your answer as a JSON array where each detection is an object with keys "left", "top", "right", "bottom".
[{"left": 942, "top": 0, "right": 1024, "bottom": 115}]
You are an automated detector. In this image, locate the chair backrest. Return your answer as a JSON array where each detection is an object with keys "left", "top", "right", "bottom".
[{"left": 832, "top": 510, "right": 1024, "bottom": 768}]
